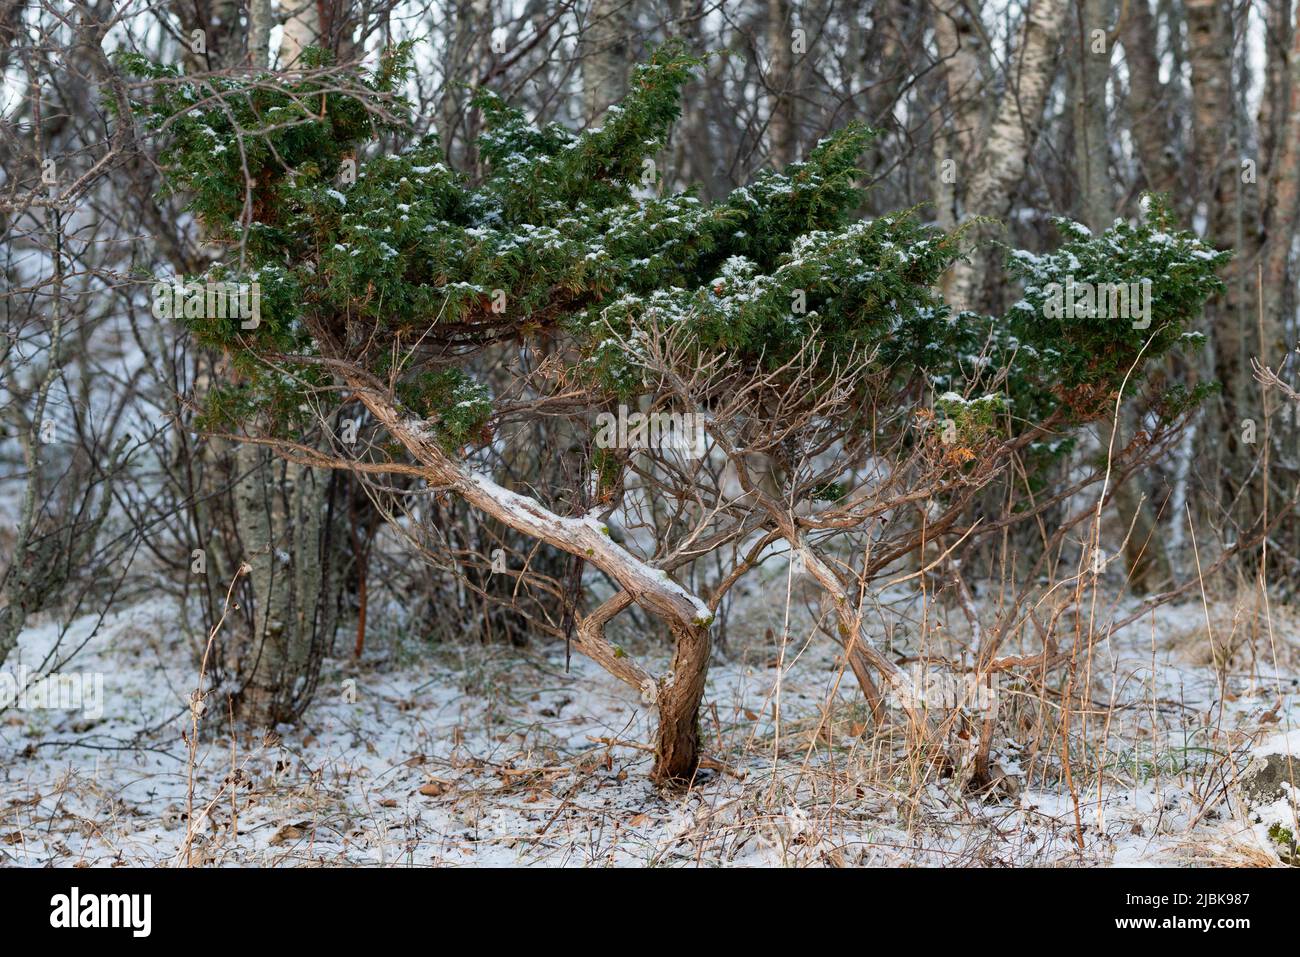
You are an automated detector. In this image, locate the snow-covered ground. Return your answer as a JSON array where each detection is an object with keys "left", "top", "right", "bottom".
[{"left": 1, "top": 583, "right": 1297, "bottom": 867}]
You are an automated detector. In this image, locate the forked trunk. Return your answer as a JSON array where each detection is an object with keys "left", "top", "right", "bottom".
[{"left": 349, "top": 378, "right": 718, "bottom": 788}]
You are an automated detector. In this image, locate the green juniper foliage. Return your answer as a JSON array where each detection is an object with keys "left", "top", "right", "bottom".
[
  {"left": 123, "top": 44, "right": 1227, "bottom": 469},
  {"left": 1003, "top": 203, "right": 1228, "bottom": 404}
]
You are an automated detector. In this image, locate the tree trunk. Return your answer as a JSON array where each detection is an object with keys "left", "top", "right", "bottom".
[
  {"left": 229, "top": 445, "right": 343, "bottom": 726},
  {"left": 932, "top": 0, "right": 987, "bottom": 302},
  {"left": 1261, "top": 6, "right": 1300, "bottom": 346},
  {"left": 652, "top": 622, "right": 711, "bottom": 784},
  {"left": 933, "top": 0, "right": 986, "bottom": 162},
  {"left": 581, "top": 0, "right": 632, "bottom": 124},
  {"left": 766, "top": 0, "right": 798, "bottom": 167},
  {"left": 1073, "top": 0, "right": 1112, "bottom": 233},
  {"left": 248, "top": 0, "right": 274, "bottom": 69},
  {"left": 279, "top": 0, "right": 322, "bottom": 68},
  {"left": 1121, "top": 0, "right": 1178, "bottom": 195},
  {"left": 948, "top": 0, "right": 1068, "bottom": 311},
  {"left": 1075, "top": 0, "right": 1173, "bottom": 592},
  {"left": 1187, "top": 0, "right": 1270, "bottom": 535}
]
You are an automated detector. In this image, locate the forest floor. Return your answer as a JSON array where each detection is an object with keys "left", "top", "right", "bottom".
[{"left": 2, "top": 572, "right": 1299, "bottom": 867}]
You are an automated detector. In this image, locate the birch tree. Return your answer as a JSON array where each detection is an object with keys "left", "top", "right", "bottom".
[{"left": 944, "top": 0, "right": 1070, "bottom": 311}]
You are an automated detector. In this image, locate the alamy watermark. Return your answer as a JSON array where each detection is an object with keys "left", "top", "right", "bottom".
[
  {"left": 594, "top": 405, "right": 706, "bottom": 458},
  {"left": 1042, "top": 275, "right": 1153, "bottom": 329},
  {"left": 152, "top": 279, "right": 261, "bottom": 329},
  {"left": 886, "top": 666, "right": 1000, "bottom": 714},
  {"left": 50, "top": 887, "right": 150, "bottom": 937},
  {"left": 0, "top": 666, "right": 104, "bottom": 720}
]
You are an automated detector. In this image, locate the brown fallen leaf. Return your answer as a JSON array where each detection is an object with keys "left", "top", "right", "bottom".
[
  {"left": 418, "top": 779, "right": 451, "bottom": 797},
  {"left": 627, "top": 813, "right": 650, "bottom": 827},
  {"left": 268, "top": 822, "right": 311, "bottom": 846},
  {"left": 378, "top": 798, "right": 398, "bottom": 808}
]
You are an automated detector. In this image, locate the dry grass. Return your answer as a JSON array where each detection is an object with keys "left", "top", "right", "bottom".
[
  {"left": 2, "top": 572, "right": 1298, "bottom": 867},
  {"left": 1160, "top": 586, "right": 1300, "bottom": 673}
]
